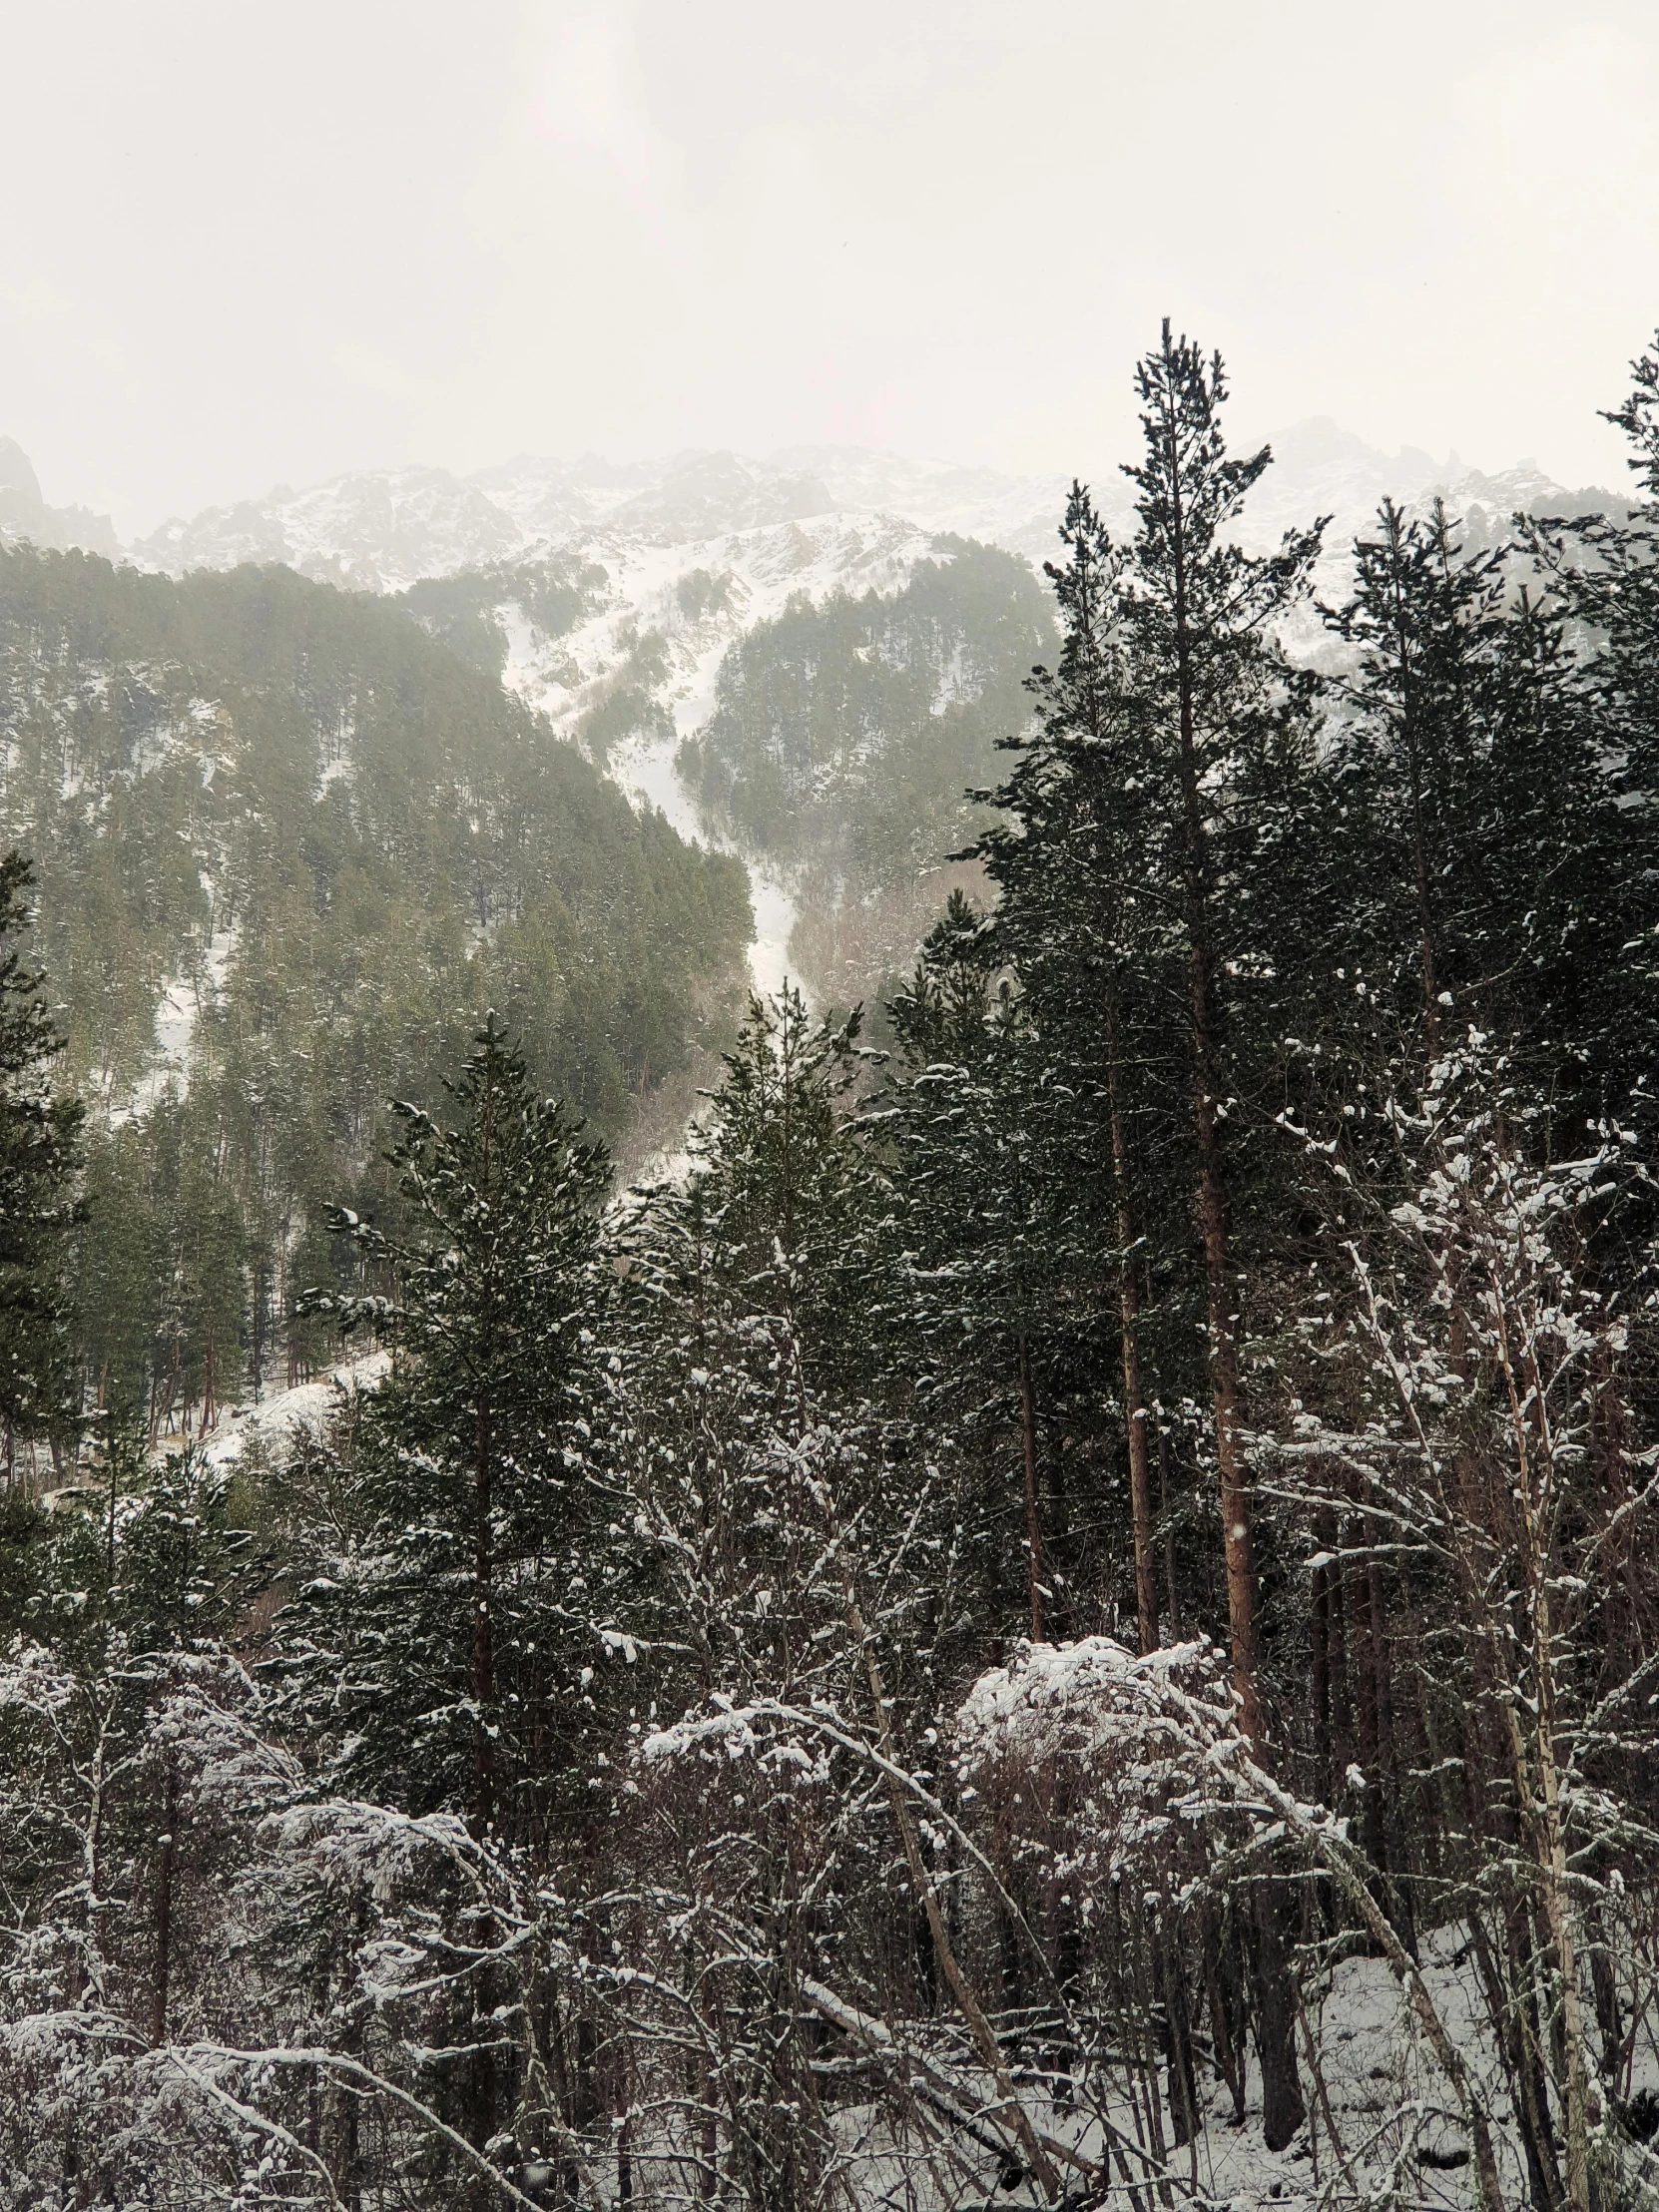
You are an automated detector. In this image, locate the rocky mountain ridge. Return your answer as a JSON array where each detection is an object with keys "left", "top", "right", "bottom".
[
  {"left": 0, "top": 437, "right": 121, "bottom": 561},
  {"left": 1, "top": 422, "right": 1610, "bottom": 598}
]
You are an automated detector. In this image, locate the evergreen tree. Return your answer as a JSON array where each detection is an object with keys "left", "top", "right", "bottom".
[
  {"left": 977, "top": 332, "right": 1325, "bottom": 1743},
  {"left": 0, "top": 848, "right": 83, "bottom": 1472},
  {"left": 1112, "top": 326, "right": 1321, "bottom": 1768},
  {"left": 284, "top": 1016, "right": 616, "bottom": 1840},
  {"left": 1326, "top": 496, "right": 1640, "bottom": 1118},
  {"left": 970, "top": 327, "right": 1323, "bottom": 2148},
  {"left": 12, "top": 325, "right": 1659, "bottom": 2212},
  {"left": 1527, "top": 329, "right": 1659, "bottom": 1132},
  {"left": 974, "top": 487, "right": 1176, "bottom": 1655},
  {"left": 675, "top": 983, "right": 881, "bottom": 1392},
  {"left": 883, "top": 893, "right": 1091, "bottom": 1644}
]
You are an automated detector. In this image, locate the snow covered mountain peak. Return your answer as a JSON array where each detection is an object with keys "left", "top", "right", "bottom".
[
  {"left": 131, "top": 464, "right": 526, "bottom": 594},
  {"left": 0, "top": 426, "right": 1619, "bottom": 610}
]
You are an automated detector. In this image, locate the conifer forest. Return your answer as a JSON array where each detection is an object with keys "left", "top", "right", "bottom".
[{"left": 8, "top": 320, "right": 1659, "bottom": 2212}]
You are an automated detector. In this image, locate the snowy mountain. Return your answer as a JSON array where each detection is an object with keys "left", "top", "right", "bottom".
[
  {"left": 0, "top": 423, "right": 1620, "bottom": 996},
  {"left": 7, "top": 419, "right": 1585, "bottom": 1006},
  {"left": 130, "top": 463, "right": 526, "bottom": 593},
  {"left": 1, "top": 422, "right": 1616, "bottom": 608}
]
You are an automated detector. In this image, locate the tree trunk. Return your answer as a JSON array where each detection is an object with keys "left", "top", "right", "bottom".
[
  {"left": 1159, "top": 1911, "right": 1200, "bottom": 2149},
  {"left": 1311, "top": 1552, "right": 1334, "bottom": 1808},
  {"left": 151, "top": 1767, "right": 179, "bottom": 2045},
  {"left": 847, "top": 1577, "right": 1060, "bottom": 2201},
  {"left": 1157, "top": 1421, "right": 1181, "bottom": 1639},
  {"left": 1505, "top": 1899, "right": 1566, "bottom": 2212},
  {"left": 1254, "top": 1883, "right": 1307, "bottom": 2154},
  {"left": 1105, "top": 1003, "right": 1157, "bottom": 1654},
  {"left": 1161, "top": 367, "right": 1303, "bottom": 2145},
  {"left": 1368, "top": 1551, "right": 1416, "bottom": 1952},
  {"left": 1166, "top": 519, "right": 1262, "bottom": 1740},
  {"left": 1015, "top": 1334, "right": 1045, "bottom": 1643},
  {"left": 1325, "top": 1515, "right": 1355, "bottom": 1781},
  {"left": 472, "top": 1392, "right": 496, "bottom": 1835},
  {"left": 1384, "top": 511, "right": 1441, "bottom": 1057},
  {"left": 1201, "top": 1901, "right": 1247, "bottom": 2125},
  {"left": 1187, "top": 942, "right": 1261, "bottom": 1738}
]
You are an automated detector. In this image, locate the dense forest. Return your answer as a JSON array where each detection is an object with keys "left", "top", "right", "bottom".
[
  {"left": 680, "top": 540, "right": 1054, "bottom": 1017},
  {"left": 0, "top": 549, "right": 752, "bottom": 1448},
  {"left": 4, "top": 321, "right": 1659, "bottom": 2212}
]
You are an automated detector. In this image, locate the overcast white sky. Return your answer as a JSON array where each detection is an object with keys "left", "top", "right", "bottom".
[{"left": 4, "top": 0, "right": 1657, "bottom": 536}]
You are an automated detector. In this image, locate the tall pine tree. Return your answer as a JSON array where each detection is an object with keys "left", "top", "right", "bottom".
[{"left": 0, "top": 849, "right": 83, "bottom": 1476}]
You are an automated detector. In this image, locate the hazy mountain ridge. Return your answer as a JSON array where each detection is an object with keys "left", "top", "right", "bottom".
[
  {"left": 0, "top": 436, "right": 121, "bottom": 561},
  {"left": 130, "top": 464, "right": 527, "bottom": 594},
  {"left": 0, "top": 546, "right": 752, "bottom": 1136},
  {"left": 0, "top": 421, "right": 1619, "bottom": 603}
]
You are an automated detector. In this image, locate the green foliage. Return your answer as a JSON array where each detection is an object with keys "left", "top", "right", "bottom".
[
  {"left": 1526, "top": 329, "right": 1659, "bottom": 1129},
  {"left": 0, "top": 1426, "right": 261, "bottom": 1670},
  {"left": 679, "top": 538, "right": 1053, "bottom": 890},
  {"left": 0, "top": 849, "right": 84, "bottom": 1449},
  {"left": 672, "top": 984, "right": 882, "bottom": 1379},
  {"left": 279, "top": 1019, "right": 626, "bottom": 1836},
  {"left": 675, "top": 567, "right": 735, "bottom": 623},
  {"left": 0, "top": 545, "right": 752, "bottom": 1429},
  {"left": 8, "top": 330, "right": 1659, "bottom": 2212},
  {"left": 397, "top": 552, "right": 602, "bottom": 675},
  {"left": 1322, "top": 496, "right": 1647, "bottom": 1124},
  {"left": 576, "top": 680, "right": 674, "bottom": 763},
  {"left": 575, "top": 628, "right": 675, "bottom": 764}
]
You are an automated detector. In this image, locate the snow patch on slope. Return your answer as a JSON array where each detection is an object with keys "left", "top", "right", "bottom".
[
  {"left": 202, "top": 1351, "right": 391, "bottom": 1465},
  {"left": 119, "top": 912, "right": 240, "bottom": 1123},
  {"left": 494, "top": 510, "right": 950, "bottom": 1006},
  {"left": 81, "top": 426, "right": 1621, "bottom": 1035}
]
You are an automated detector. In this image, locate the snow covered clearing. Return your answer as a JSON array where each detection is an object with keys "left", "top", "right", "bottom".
[{"left": 199, "top": 1350, "right": 390, "bottom": 1467}]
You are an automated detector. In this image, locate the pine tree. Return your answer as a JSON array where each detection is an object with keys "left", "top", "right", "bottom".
[
  {"left": 1327, "top": 499, "right": 1510, "bottom": 1049},
  {"left": 971, "top": 327, "right": 1322, "bottom": 2149},
  {"left": 287, "top": 1015, "right": 615, "bottom": 1841},
  {"left": 1526, "top": 329, "right": 1659, "bottom": 1134},
  {"left": 0, "top": 849, "right": 84, "bottom": 1475},
  {"left": 1326, "top": 496, "right": 1637, "bottom": 1108},
  {"left": 883, "top": 894, "right": 1089, "bottom": 1643},
  {"left": 974, "top": 486, "right": 1171, "bottom": 1653},
  {"left": 679, "top": 983, "right": 881, "bottom": 1393},
  {"left": 1115, "top": 325, "right": 1321, "bottom": 1761}
]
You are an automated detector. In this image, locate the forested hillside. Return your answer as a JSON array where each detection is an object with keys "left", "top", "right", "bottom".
[
  {"left": 680, "top": 539, "right": 1054, "bottom": 1009},
  {"left": 0, "top": 546, "right": 751, "bottom": 1436},
  {"left": 4, "top": 325, "right": 1659, "bottom": 2212}
]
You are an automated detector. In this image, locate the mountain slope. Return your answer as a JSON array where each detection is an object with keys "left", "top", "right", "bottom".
[
  {"left": 1, "top": 424, "right": 1624, "bottom": 1028},
  {"left": 0, "top": 543, "right": 752, "bottom": 1423},
  {"left": 0, "top": 544, "right": 751, "bottom": 1123}
]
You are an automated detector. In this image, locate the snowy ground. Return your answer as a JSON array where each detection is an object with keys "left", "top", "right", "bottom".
[
  {"left": 116, "top": 911, "right": 240, "bottom": 1123},
  {"left": 810, "top": 1926, "right": 1658, "bottom": 2211},
  {"left": 198, "top": 1351, "right": 390, "bottom": 1468}
]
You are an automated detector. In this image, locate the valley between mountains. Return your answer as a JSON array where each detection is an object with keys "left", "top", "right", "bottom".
[
  {"left": 3, "top": 356, "right": 1656, "bottom": 2212},
  {"left": 2, "top": 418, "right": 1612, "bottom": 1094}
]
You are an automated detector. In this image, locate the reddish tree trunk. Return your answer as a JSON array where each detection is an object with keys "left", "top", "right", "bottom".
[
  {"left": 151, "top": 1768, "right": 179, "bottom": 2045},
  {"left": 1160, "top": 365, "right": 1301, "bottom": 2149}
]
